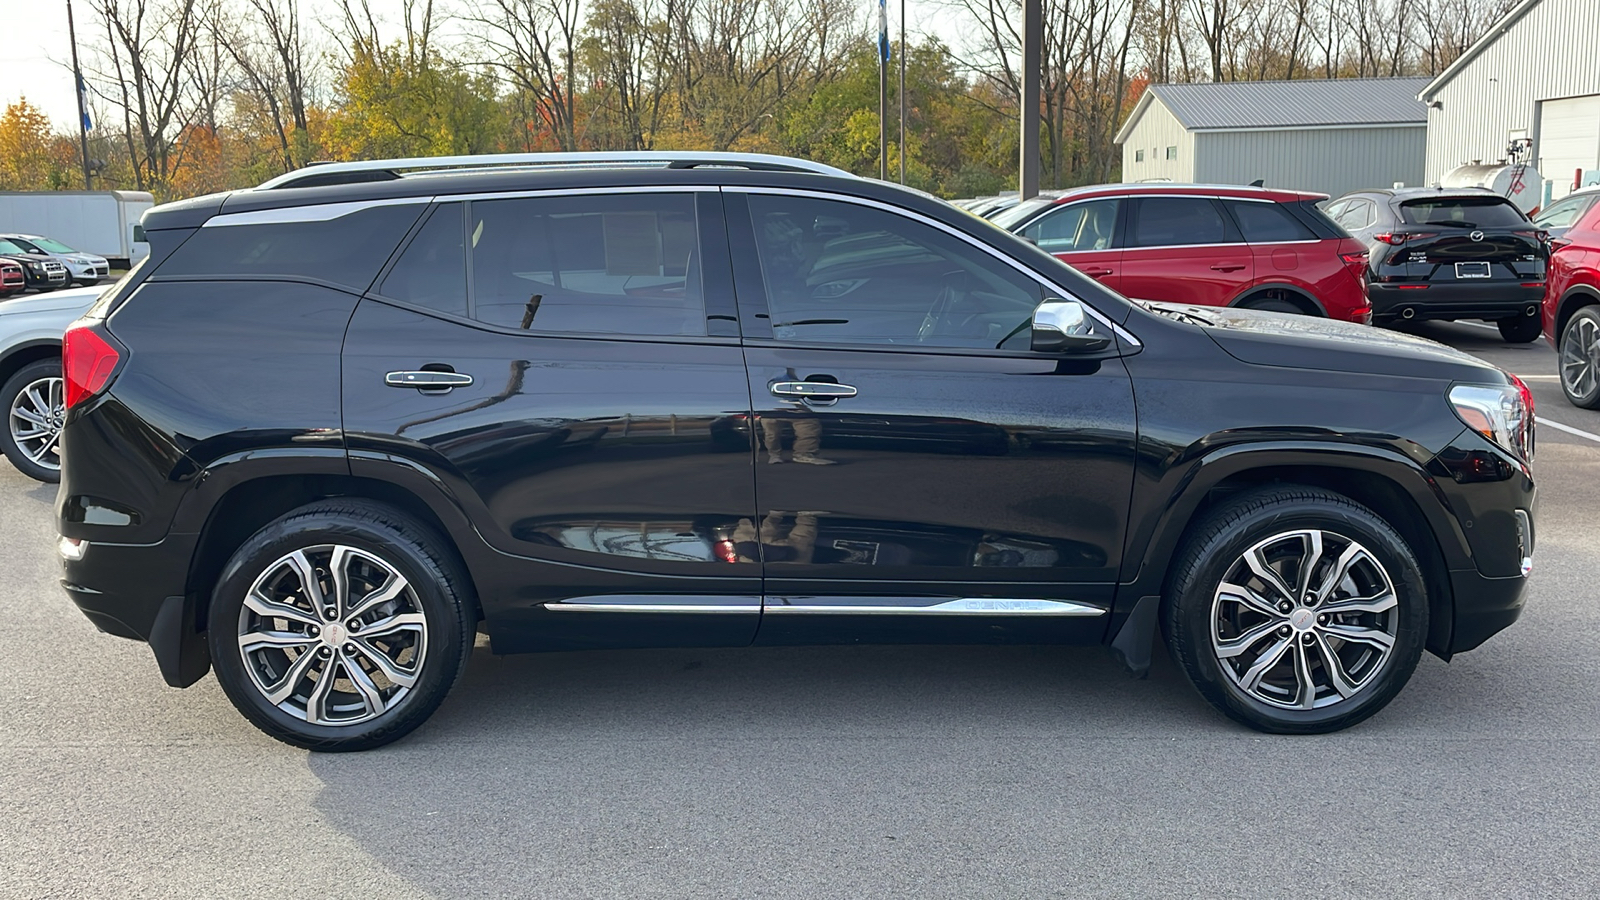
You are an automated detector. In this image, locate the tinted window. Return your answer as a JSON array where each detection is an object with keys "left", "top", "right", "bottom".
[
  {"left": 157, "top": 203, "right": 425, "bottom": 289},
  {"left": 1130, "top": 197, "right": 1230, "bottom": 247},
  {"left": 990, "top": 197, "right": 1054, "bottom": 230},
  {"left": 1399, "top": 197, "right": 1528, "bottom": 227},
  {"left": 1227, "top": 200, "right": 1315, "bottom": 242},
  {"left": 468, "top": 193, "right": 703, "bottom": 336},
  {"left": 1022, "top": 199, "right": 1118, "bottom": 252},
  {"left": 1333, "top": 199, "right": 1373, "bottom": 230},
  {"left": 746, "top": 194, "right": 1042, "bottom": 349},
  {"left": 379, "top": 203, "right": 466, "bottom": 316},
  {"left": 1533, "top": 194, "right": 1597, "bottom": 230}
]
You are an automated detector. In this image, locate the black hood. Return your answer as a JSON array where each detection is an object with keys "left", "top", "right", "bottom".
[{"left": 1139, "top": 301, "right": 1508, "bottom": 383}]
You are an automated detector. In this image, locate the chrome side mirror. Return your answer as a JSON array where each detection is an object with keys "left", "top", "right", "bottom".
[{"left": 1032, "top": 299, "right": 1111, "bottom": 353}]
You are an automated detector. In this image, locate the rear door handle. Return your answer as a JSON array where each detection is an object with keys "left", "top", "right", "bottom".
[
  {"left": 386, "top": 370, "right": 474, "bottom": 389},
  {"left": 1080, "top": 267, "right": 1114, "bottom": 278},
  {"left": 771, "top": 381, "right": 858, "bottom": 400},
  {"left": 1210, "top": 264, "right": 1247, "bottom": 272}
]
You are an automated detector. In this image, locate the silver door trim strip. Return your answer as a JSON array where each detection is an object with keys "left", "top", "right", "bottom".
[
  {"left": 448, "top": 184, "right": 722, "bottom": 202},
  {"left": 723, "top": 186, "right": 1141, "bottom": 347},
  {"left": 543, "top": 601, "right": 761, "bottom": 614},
  {"left": 763, "top": 598, "right": 1105, "bottom": 616}
]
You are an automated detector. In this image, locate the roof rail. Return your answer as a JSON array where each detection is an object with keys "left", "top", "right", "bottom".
[{"left": 256, "top": 151, "right": 856, "bottom": 190}]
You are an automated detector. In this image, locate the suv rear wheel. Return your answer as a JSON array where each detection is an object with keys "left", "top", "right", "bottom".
[
  {"left": 208, "top": 500, "right": 474, "bottom": 751},
  {"left": 1498, "top": 313, "right": 1542, "bottom": 343},
  {"left": 1, "top": 358, "right": 64, "bottom": 483},
  {"left": 1559, "top": 306, "right": 1600, "bottom": 409},
  {"left": 1163, "top": 485, "right": 1427, "bottom": 733}
]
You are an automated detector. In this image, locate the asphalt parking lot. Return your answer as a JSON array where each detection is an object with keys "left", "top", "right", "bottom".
[{"left": 2, "top": 321, "right": 1597, "bottom": 900}]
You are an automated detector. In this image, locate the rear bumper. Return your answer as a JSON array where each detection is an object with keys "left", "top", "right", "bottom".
[
  {"left": 1370, "top": 282, "right": 1544, "bottom": 321},
  {"left": 60, "top": 532, "right": 210, "bottom": 687}
]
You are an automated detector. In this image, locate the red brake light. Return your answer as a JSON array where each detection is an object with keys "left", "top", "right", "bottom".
[
  {"left": 1340, "top": 250, "right": 1369, "bottom": 265},
  {"left": 63, "top": 325, "right": 121, "bottom": 409},
  {"left": 1374, "top": 232, "right": 1438, "bottom": 244},
  {"left": 1373, "top": 232, "right": 1401, "bottom": 245}
]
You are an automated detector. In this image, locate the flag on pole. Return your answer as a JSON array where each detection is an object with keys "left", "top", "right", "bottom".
[
  {"left": 878, "top": 0, "right": 890, "bottom": 62},
  {"left": 78, "top": 75, "right": 92, "bottom": 131}
]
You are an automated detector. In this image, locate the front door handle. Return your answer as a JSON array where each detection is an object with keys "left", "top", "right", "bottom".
[
  {"left": 1080, "top": 267, "right": 1114, "bottom": 278},
  {"left": 386, "top": 370, "right": 474, "bottom": 389},
  {"left": 770, "top": 381, "right": 858, "bottom": 400},
  {"left": 1210, "top": 263, "right": 1247, "bottom": 272}
]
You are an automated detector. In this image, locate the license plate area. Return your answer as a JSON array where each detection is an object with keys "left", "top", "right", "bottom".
[{"left": 1455, "top": 261, "right": 1491, "bottom": 279}]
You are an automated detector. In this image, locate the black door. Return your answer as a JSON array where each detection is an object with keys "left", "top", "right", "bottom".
[
  {"left": 726, "top": 190, "right": 1138, "bottom": 645},
  {"left": 341, "top": 190, "right": 761, "bottom": 652}
]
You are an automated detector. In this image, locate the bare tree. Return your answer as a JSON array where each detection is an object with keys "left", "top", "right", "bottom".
[{"left": 88, "top": 0, "right": 205, "bottom": 190}]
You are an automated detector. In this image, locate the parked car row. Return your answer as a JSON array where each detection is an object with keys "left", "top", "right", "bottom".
[{"left": 0, "top": 233, "right": 111, "bottom": 297}]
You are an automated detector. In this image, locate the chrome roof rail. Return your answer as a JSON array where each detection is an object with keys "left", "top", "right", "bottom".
[{"left": 256, "top": 151, "right": 856, "bottom": 190}]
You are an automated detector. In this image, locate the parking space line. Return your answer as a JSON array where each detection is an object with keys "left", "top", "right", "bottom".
[{"left": 1538, "top": 417, "right": 1600, "bottom": 445}]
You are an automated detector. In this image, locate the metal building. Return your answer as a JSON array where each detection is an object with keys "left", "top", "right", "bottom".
[
  {"left": 1418, "top": 0, "right": 1600, "bottom": 204},
  {"left": 1115, "top": 78, "right": 1429, "bottom": 197}
]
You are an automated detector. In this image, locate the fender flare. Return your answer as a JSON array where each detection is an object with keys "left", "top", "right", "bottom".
[
  {"left": 1109, "top": 440, "right": 1465, "bottom": 675},
  {"left": 0, "top": 338, "right": 62, "bottom": 383},
  {"left": 1554, "top": 284, "right": 1600, "bottom": 342}
]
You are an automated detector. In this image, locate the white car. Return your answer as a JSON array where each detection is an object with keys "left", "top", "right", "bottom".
[
  {"left": 0, "top": 284, "right": 103, "bottom": 482},
  {"left": 0, "top": 233, "right": 111, "bottom": 286}
]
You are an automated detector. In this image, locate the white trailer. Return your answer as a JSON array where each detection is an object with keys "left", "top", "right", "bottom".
[{"left": 0, "top": 191, "right": 155, "bottom": 268}]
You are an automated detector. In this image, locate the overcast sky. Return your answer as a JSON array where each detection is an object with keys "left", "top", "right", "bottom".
[{"left": 3, "top": 0, "right": 967, "bottom": 133}]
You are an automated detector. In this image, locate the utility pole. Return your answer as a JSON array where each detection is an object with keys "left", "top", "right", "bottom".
[
  {"left": 898, "top": 0, "right": 906, "bottom": 184},
  {"left": 66, "top": 0, "right": 93, "bottom": 189},
  {"left": 878, "top": 0, "right": 888, "bottom": 180},
  {"left": 1019, "top": 0, "right": 1040, "bottom": 199}
]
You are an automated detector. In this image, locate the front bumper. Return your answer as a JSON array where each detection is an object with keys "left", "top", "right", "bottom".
[
  {"left": 1370, "top": 282, "right": 1545, "bottom": 322},
  {"left": 60, "top": 532, "right": 210, "bottom": 687},
  {"left": 63, "top": 259, "right": 109, "bottom": 282}
]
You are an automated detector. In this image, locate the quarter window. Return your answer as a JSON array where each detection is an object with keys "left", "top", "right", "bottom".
[
  {"left": 1129, "top": 197, "right": 1231, "bottom": 247},
  {"left": 1022, "top": 199, "right": 1119, "bottom": 252},
  {"left": 467, "top": 193, "right": 704, "bottom": 336},
  {"left": 156, "top": 203, "right": 426, "bottom": 290},
  {"left": 1225, "top": 200, "right": 1315, "bottom": 242},
  {"left": 745, "top": 194, "right": 1043, "bottom": 350}
]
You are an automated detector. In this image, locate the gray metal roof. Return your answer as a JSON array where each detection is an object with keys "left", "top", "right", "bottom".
[{"left": 1148, "top": 78, "right": 1431, "bottom": 131}]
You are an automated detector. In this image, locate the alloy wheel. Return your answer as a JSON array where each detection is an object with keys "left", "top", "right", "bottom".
[
  {"left": 1210, "top": 529, "right": 1399, "bottom": 710},
  {"left": 7, "top": 375, "right": 64, "bottom": 472},
  {"left": 238, "top": 544, "right": 428, "bottom": 727},
  {"left": 1560, "top": 313, "right": 1599, "bottom": 400}
]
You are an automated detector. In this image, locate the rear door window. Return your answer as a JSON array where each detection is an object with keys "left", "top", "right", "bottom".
[
  {"left": 1128, "top": 197, "right": 1233, "bottom": 247},
  {"left": 155, "top": 202, "right": 426, "bottom": 290},
  {"left": 1399, "top": 197, "right": 1528, "bottom": 227},
  {"left": 1020, "top": 199, "right": 1119, "bottom": 252},
  {"left": 377, "top": 203, "right": 467, "bottom": 316},
  {"left": 1225, "top": 200, "right": 1316, "bottom": 242},
  {"left": 467, "top": 192, "right": 704, "bottom": 336},
  {"left": 1533, "top": 194, "right": 1597, "bottom": 230}
]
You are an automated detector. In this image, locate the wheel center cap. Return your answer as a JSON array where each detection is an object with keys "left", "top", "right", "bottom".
[
  {"left": 323, "top": 623, "right": 347, "bottom": 646},
  {"left": 1289, "top": 608, "right": 1316, "bottom": 632}
]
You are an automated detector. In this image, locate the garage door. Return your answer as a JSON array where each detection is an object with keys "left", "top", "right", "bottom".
[{"left": 1539, "top": 95, "right": 1600, "bottom": 199}]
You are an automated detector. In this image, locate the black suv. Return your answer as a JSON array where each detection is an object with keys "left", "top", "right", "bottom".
[
  {"left": 57, "top": 152, "right": 1537, "bottom": 750},
  {"left": 1324, "top": 188, "right": 1549, "bottom": 342}
]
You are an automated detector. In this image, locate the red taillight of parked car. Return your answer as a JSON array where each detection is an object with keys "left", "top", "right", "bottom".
[
  {"left": 1374, "top": 231, "right": 1439, "bottom": 245},
  {"left": 63, "top": 325, "right": 122, "bottom": 409}
]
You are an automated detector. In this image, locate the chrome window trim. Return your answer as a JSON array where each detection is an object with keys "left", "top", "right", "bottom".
[
  {"left": 203, "top": 196, "right": 431, "bottom": 228},
  {"left": 1122, "top": 242, "right": 1251, "bottom": 252},
  {"left": 447, "top": 184, "right": 721, "bottom": 203},
  {"left": 725, "top": 186, "right": 1141, "bottom": 347},
  {"left": 764, "top": 598, "right": 1105, "bottom": 616}
]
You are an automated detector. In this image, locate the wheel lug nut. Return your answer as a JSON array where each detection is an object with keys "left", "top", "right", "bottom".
[
  {"left": 1302, "top": 633, "right": 1315, "bottom": 645},
  {"left": 319, "top": 646, "right": 332, "bottom": 657},
  {"left": 308, "top": 626, "right": 319, "bottom": 636},
  {"left": 1317, "top": 615, "right": 1328, "bottom": 625},
  {"left": 1278, "top": 602, "right": 1292, "bottom": 613},
  {"left": 347, "top": 621, "right": 360, "bottom": 633},
  {"left": 324, "top": 607, "right": 337, "bottom": 619},
  {"left": 1278, "top": 625, "right": 1291, "bottom": 636},
  {"left": 343, "top": 643, "right": 356, "bottom": 655}
]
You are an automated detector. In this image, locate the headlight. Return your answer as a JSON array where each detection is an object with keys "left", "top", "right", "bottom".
[
  {"left": 25, "top": 261, "right": 43, "bottom": 271},
  {"left": 1449, "top": 376, "right": 1535, "bottom": 463}
]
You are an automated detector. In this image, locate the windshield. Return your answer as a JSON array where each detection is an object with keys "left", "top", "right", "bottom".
[
  {"left": 990, "top": 197, "right": 1056, "bottom": 230},
  {"left": 25, "top": 236, "right": 77, "bottom": 254},
  {"left": 1399, "top": 197, "right": 1527, "bottom": 228}
]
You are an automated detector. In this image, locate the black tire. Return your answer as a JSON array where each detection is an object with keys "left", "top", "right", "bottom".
[
  {"left": 1239, "top": 291, "right": 1314, "bottom": 316},
  {"left": 1497, "top": 313, "right": 1542, "bottom": 343},
  {"left": 1558, "top": 306, "right": 1600, "bottom": 409},
  {"left": 208, "top": 499, "right": 474, "bottom": 751},
  {"left": 1162, "top": 485, "right": 1427, "bottom": 734},
  {"left": 0, "top": 358, "right": 64, "bottom": 483}
]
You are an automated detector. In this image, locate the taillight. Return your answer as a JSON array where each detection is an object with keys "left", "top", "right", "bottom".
[
  {"left": 1340, "top": 250, "right": 1369, "bottom": 266},
  {"left": 1374, "top": 232, "right": 1438, "bottom": 244},
  {"left": 63, "top": 324, "right": 122, "bottom": 409}
]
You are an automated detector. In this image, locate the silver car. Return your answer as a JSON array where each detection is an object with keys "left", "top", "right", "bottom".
[
  {"left": 0, "top": 234, "right": 111, "bottom": 286},
  {"left": 0, "top": 284, "right": 103, "bottom": 482}
]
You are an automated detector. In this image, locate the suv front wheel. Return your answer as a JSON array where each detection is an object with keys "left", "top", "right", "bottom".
[
  {"left": 1163, "top": 486, "right": 1427, "bottom": 733},
  {"left": 209, "top": 500, "right": 474, "bottom": 751}
]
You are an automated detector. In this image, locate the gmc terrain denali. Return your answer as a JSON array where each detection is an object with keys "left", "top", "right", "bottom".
[{"left": 56, "top": 153, "right": 1537, "bottom": 751}]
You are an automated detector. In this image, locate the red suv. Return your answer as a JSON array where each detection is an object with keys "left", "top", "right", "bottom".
[
  {"left": 990, "top": 184, "right": 1371, "bottom": 322},
  {"left": 1537, "top": 186, "right": 1600, "bottom": 408}
]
